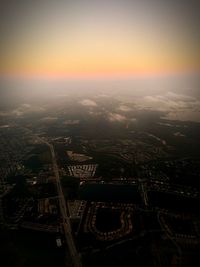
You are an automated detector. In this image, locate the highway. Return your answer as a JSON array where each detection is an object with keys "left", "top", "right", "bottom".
[
  {"left": 45, "top": 140, "right": 82, "bottom": 267},
  {"left": 138, "top": 179, "right": 148, "bottom": 207}
]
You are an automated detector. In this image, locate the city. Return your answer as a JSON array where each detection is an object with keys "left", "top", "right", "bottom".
[
  {"left": 0, "top": 0, "right": 200, "bottom": 266},
  {"left": 0, "top": 92, "right": 200, "bottom": 266}
]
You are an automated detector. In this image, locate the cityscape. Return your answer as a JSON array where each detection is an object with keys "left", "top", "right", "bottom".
[
  {"left": 0, "top": 0, "right": 200, "bottom": 266},
  {"left": 0, "top": 88, "right": 200, "bottom": 266}
]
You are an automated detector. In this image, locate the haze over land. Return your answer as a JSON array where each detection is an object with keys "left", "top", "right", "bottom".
[
  {"left": 0, "top": 74, "right": 200, "bottom": 123},
  {"left": 0, "top": 0, "right": 199, "bottom": 120}
]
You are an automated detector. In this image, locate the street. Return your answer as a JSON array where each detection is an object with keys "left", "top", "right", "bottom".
[{"left": 44, "top": 139, "right": 82, "bottom": 267}]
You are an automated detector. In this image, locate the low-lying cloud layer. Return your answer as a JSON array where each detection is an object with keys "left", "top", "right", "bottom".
[
  {"left": 107, "top": 113, "right": 127, "bottom": 122},
  {"left": 80, "top": 99, "right": 97, "bottom": 107},
  {"left": 118, "top": 105, "right": 133, "bottom": 112},
  {"left": 137, "top": 92, "right": 200, "bottom": 122},
  {"left": 12, "top": 104, "right": 45, "bottom": 116}
]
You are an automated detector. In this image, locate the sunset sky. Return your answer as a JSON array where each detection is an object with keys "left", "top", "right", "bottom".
[{"left": 0, "top": 0, "right": 200, "bottom": 78}]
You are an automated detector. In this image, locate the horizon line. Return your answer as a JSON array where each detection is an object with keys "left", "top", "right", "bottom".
[{"left": 0, "top": 70, "right": 199, "bottom": 81}]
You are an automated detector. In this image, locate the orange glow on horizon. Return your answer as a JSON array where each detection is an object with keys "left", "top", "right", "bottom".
[
  {"left": 1, "top": 66, "right": 199, "bottom": 80},
  {"left": 0, "top": 1, "right": 199, "bottom": 81}
]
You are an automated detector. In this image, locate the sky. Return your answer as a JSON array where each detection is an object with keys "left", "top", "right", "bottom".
[{"left": 0, "top": 0, "right": 200, "bottom": 79}]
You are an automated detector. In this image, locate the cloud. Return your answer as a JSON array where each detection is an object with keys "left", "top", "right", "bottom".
[
  {"left": 96, "top": 94, "right": 109, "bottom": 98},
  {"left": 40, "top": 116, "right": 58, "bottom": 122},
  {"left": 139, "top": 91, "right": 200, "bottom": 122},
  {"left": 130, "top": 118, "right": 137, "bottom": 122},
  {"left": 143, "top": 92, "right": 200, "bottom": 111},
  {"left": 118, "top": 105, "right": 132, "bottom": 112},
  {"left": 80, "top": 99, "right": 97, "bottom": 107},
  {"left": 107, "top": 113, "right": 127, "bottom": 122},
  {"left": 88, "top": 110, "right": 103, "bottom": 116},
  {"left": 12, "top": 103, "right": 45, "bottom": 116},
  {"left": 165, "top": 92, "right": 197, "bottom": 102},
  {"left": 21, "top": 103, "right": 31, "bottom": 108},
  {"left": 0, "top": 111, "right": 9, "bottom": 117}
]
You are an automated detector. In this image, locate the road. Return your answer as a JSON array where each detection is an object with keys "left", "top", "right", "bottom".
[
  {"left": 157, "top": 211, "right": 182, "bottom": 267},
  {"left": 45, "top": 140, "right": 82, "bottom": 267},
  {"left": 138, "top": 179, "right": 148, "bottom": 206}
]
